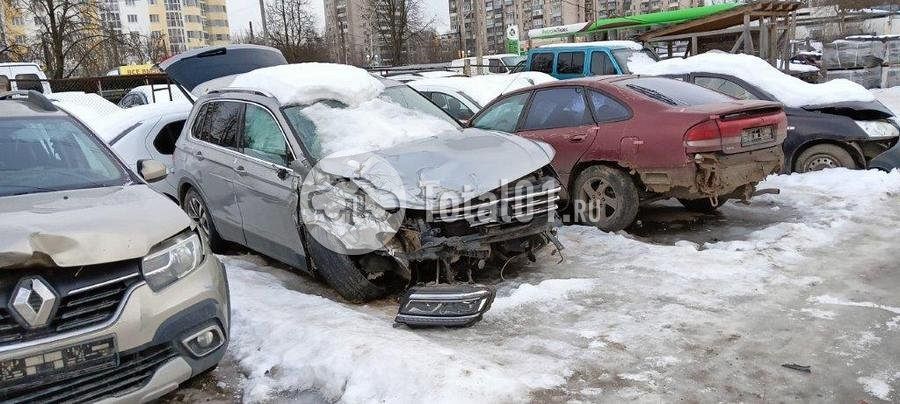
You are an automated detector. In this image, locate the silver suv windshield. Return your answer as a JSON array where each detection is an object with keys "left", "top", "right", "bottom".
[
  {"left": 282, "top": 86, "right": 461, "bottom": 160},
  {"left": 0, "top": 117, "right": 130, "bottom": 197}
]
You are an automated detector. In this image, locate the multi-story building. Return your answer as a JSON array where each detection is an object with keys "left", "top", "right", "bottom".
[
  {"left": 450, "top": 0, "right": 585, "bottom": 56},
  {"left": 589, "top": 0, "right": 699, "bottom": 19},
  {"left": 323, "top": 0, "right": 371, "bottom": 66},
  {"left": 1, "top": 0, "right": 229, "bottom": 60},
  {"left": 1, "top": 0, "right": 29, "bottom": 52}
]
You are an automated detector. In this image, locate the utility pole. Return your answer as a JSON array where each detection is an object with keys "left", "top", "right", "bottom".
[
  {"left": 259, "top": 0, "right": 268, "bottom": 38},
  {"left": 473, "top": 0, "right": 486, "bottom": 74}
]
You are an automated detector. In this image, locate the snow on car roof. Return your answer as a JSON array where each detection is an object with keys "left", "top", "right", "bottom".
[
  {"left": 409, "top": 72, "right": 557, "bottom": 106},
  {"left": 93, "top": 100, "right": 191, "bottom": 143},
  {"left": 630, "top": 52, "right": 875, "bottom": 108},
  {"left": 48, "top": 92, "right": 122, "bottom": 129},
  {"left": 228, "top": 63, "right": 385, "bottom": 107},
  {"left": 537, "top": 40, "right": 643, "bottom": 50}
]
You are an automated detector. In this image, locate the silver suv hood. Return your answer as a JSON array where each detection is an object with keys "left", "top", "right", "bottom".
[
  {"left": 315, "top": 128, "right": 554, "bottom": 210},
  {"left": 0, "top": 185, "right": 191, "bottom": 269}
]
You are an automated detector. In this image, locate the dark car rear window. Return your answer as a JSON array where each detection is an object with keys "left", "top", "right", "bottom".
[{"left": 615, "top": 77, "right": 733, "bottom": 106}]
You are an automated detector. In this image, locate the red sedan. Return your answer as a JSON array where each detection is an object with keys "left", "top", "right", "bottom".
[{"left": 470, "top": 76, "right": 787, "bottom": 231}]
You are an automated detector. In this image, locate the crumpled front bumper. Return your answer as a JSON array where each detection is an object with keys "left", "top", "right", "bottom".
[{"left": 870, "top": 141, "right": 900, "bottom": 171}]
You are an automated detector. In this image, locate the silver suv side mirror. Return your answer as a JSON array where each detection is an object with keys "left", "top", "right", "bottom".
[{"left": 138, "top": 159, "right": 168, "bottom": 183}]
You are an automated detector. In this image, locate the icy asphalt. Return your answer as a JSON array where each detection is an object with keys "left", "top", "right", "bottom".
[{"left": 163, "top": 169, "right": 900, "bottom": 403}]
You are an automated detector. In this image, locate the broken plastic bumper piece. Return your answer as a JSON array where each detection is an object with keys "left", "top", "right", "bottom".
[{"left": 395, "top": 284, "right": 495, "bottom": 327}]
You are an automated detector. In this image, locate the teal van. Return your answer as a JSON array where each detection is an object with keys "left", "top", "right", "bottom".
[{"left": 523, "top": 41, "right": 659, "bottom": 80}]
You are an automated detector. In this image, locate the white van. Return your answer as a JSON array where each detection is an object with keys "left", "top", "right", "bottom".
[
  {"left": 0, "top": 62, "right": 52, "bottom": 93},
  {"left": 449, "top": 54, "right": 525, "bottom": 75}
]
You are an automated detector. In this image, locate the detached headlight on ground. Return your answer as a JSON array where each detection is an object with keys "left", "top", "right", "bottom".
[
  {"left": 855, "top": 120, "right": 900, "bottom": 139},
  {"left": 141, "top": 232, "right": 202, "bottom": 291},
  {"left": 395, "top": 285, "right": 495, "bottom": 327}
]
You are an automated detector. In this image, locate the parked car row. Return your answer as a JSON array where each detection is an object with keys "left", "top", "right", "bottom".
[{"left": 0, "top": 42, "right": 896, "bottom": 401}]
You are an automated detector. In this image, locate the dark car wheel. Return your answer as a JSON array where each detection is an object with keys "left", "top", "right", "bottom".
[
  {"left": 795, "top": 144, "right": 857, "bottom": 173},
  {"left": 678, "top": 197, "right": 724, "bottom": 213},
  {"left": 572, "top": 165, "right": 640, "bottom": 232},
  {"left": 304, "top": 229, "right": 386, "bottom": 303},
  {"left": 182, "top": 187, "right": 224, "bottom": 251}
]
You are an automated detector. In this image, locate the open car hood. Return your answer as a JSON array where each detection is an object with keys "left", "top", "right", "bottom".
[
  {"left": 159, "top": 45, "right": 287, "bottom": 93},
  {"left": 314, "top": 128, "right": 554, "bottom": 211},
  {"left": 0, "top": 186, "right": 191, "bottom": 269},
  {"left": 803, "top": 100, "right": 895, "bottom": 120}
]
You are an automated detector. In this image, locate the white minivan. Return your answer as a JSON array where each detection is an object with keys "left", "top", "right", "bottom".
[{"left": 0, "top": 62, "right": 52, "bottom": 93}]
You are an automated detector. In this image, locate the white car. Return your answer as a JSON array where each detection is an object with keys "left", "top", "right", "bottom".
[
  {"left": 118, "top": 84, "right": 188, "bottom": 108},
  {"left": 449, "top": 54, "right": 525, "bottom": 74},
  {"left": 96, "top": 101, "right": 192, "bottom": 199},
  {"left": 47, "top": 91, "right": 122, "bottom": 130},
  {"left": 0, "top": 62, "right": 52, "bottom": 93},
  {"left": 409, "top": 72, "right": 556, "bottom": 122}
]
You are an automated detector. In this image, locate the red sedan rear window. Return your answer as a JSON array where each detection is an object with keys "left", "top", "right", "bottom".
[{"left": 616, "top": 77, "right": 733, "bottom": 106}]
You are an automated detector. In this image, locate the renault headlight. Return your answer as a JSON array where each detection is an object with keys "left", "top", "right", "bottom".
[
  {"left": 141, "top": 232, "right": 203, "bottom": 292},
  {"left": 855, "top": 120, "right": 900, "bottom": 139}
]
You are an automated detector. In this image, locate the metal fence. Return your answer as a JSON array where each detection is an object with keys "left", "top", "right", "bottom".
[{"left": 2, "top": 74, "right": 175, "bottom": 104}]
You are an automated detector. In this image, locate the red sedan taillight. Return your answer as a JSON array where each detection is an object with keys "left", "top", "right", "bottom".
[{"left": 684, "top": 110, "right": 787, "bottom": 154}]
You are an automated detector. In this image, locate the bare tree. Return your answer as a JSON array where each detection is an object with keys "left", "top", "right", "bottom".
[
  {"left": 263, "top": 0, "right": 330, "bottom": 62},
  {"left": 366, "top": 0, "right": 432, "bottom": 66},
  {"left": 15, "top": 0, "right": 114, "bottom": 78}
]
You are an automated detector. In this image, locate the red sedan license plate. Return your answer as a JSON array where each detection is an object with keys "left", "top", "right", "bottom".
[
  {"left": 0, "top": 336, "right": 118, "bottom": 388},
  {"left": 741, "top": 125, "right": 775, "bottom": 146}
]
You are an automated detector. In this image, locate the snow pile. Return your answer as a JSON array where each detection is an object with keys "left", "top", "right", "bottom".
[
  {"left": 631, "top": 52, "right": 875, "bottom": 107},
  {"left": 298, "top": 97, "right": 459, "bottom": 157},
  {"left": 410, "top": 72, "right": 556, "bottom": 106},
  {"left": 223, "top": 259, "right": 532, "bottom": 403},
  {"left": 538, "top": 40, "right": 643, "bottom": 50},
  {"left": 229, "top": 63, "right": 385, "bottom": 107},
  {"left": 220, "top": 168, "right": 900, "bottom": 402}
]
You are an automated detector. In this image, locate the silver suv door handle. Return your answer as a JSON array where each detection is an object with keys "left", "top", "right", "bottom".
[
  {"left": 194, "top": 150, "right": 204, "bottom": 161},
  {"left": 234, "top": 165, "right": 247, "bottom": 175}
]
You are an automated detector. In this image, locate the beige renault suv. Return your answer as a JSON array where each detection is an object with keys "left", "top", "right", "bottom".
[{"left": 0, "top": 91, "right": 229, "bottom": 402}]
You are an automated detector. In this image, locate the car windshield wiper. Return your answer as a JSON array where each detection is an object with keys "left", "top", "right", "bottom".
[{"left": 626, "top": 84, "right": 678, "bottom": 106}]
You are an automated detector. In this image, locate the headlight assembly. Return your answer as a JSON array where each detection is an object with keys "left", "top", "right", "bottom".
[
  {"left": 141, "top": 232, "right": 203, "bottom": 292},
  {"left": 855, "top": 120, "right": 900, "bottom": 139}
]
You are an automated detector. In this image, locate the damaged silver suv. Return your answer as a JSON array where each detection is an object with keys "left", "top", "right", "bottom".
[
  {"left": 0, "top": 91, "right": 229, "bottom": 401},
  {"left": 163, "top": 45, "right": 562, "bottom": 326}
]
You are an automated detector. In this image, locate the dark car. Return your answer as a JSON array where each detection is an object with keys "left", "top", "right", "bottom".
[
  {"left": 469, "top": 76, "right": 788, "bottom": 231},
  {"left": 668, "top": 72, "right": 900, "bottom": 172}
]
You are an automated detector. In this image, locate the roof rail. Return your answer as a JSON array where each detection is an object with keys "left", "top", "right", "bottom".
[
  {"left": 0, "top": 90, "right": 59, "bottom": 112},
  {"left": 206, "top": 87, "right": 273, "bottom": 98}
]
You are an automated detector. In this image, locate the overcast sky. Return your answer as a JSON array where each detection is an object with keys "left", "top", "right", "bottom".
[{"left": 226, "top": 0, "right": 451, "bottom": 38}]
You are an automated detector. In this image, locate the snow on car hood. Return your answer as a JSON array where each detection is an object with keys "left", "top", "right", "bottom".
[
  {"left": 314, "top": 128, "right": 554, "bottom": 210},
  {"left": 0, "top": 185, "right": 191, "bottom": 269},
  {"left": 631, "top": 52, "right": 876, "bottom": 108}
]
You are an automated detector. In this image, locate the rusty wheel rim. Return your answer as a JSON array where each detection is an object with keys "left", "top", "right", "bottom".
[
  {"left": 581, "top": 177, "right": 620, "bottom": 224},
  {"left": 804, "top": 154, "right": 841, "bottom": 172}
]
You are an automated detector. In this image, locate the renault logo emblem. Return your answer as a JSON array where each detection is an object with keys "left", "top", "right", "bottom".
[{"left": 9, "top": 277, "right": 58, "bottom": 329}]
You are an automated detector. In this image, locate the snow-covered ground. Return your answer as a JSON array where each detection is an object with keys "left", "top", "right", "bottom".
[{"left": 167, "top": 168, "right": 900, "bottom": 403}]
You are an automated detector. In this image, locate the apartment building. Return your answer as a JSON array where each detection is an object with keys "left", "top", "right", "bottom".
[
  {"left": 0, "top": 0, "right": 229, "bottom": 59},
  {"left": 450, "top": 0, "right": 585, "bottom": 56},
  {"left": 1, "top": 0, "right": 29, "bottom": 49},
  {"left": 587, "top": 0, "right": 699, "bottom": 19},
  {"left": 324, "top": 0, "right": 371, "bottom": 66}
]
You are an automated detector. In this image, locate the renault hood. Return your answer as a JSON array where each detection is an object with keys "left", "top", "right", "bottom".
[
  {"left": 313, "top": 128, "right": 555, "bottom": 210},
  {"left": 0, "top": 185, "right": 192, "bottom": 269}
]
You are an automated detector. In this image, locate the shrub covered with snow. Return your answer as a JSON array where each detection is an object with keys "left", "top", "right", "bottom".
[{"left": 631, "top": 52, "right": 875, "bottom": 108}]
